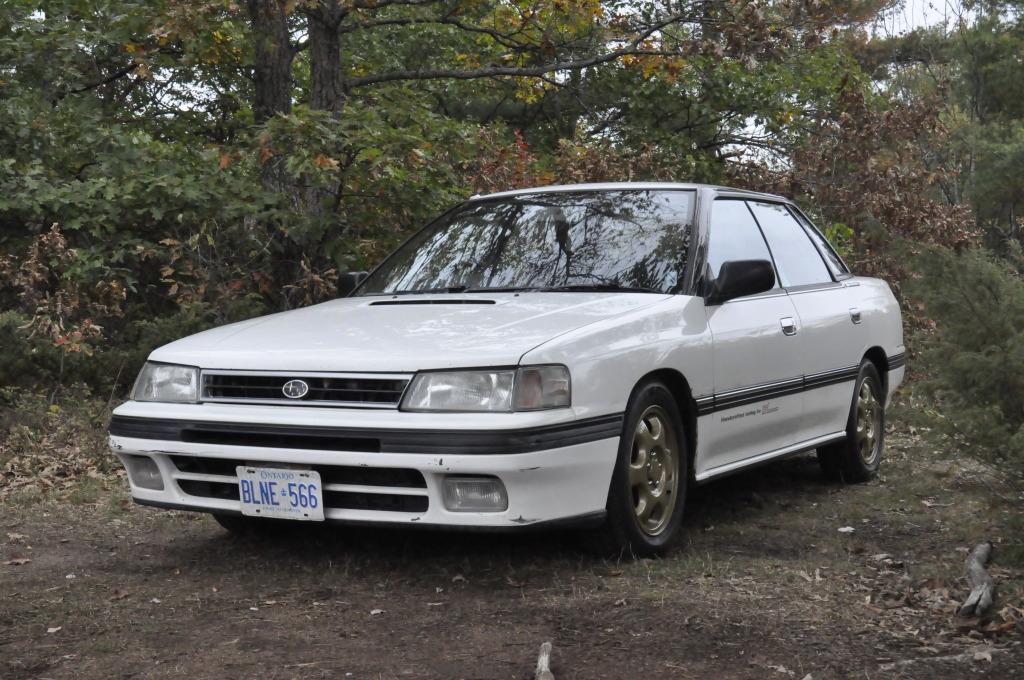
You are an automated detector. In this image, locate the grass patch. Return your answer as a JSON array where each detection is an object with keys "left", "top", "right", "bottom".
[
  {"left": 6, "top": 485, "right": 45, "bottom": 506},
  {"left": 67, "top": 477, "right": 106, "bottom": 505}
]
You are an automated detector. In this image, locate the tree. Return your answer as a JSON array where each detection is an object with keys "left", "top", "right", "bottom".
[{"left": 0, "top": 0, "right": 915, "bottom": 392}]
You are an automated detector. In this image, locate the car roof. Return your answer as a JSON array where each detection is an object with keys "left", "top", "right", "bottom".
[{"left": 470, "top": 182, "right": 788, "bottom": 202}]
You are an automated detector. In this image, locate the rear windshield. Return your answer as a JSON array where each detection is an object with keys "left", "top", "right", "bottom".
[{"left": 359, "top": 190, "right": 695, "bottom": 295}]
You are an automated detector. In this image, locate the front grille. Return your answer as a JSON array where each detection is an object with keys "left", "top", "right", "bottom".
[
  {"left": 171, "top": 456, "right": 429, "bottom": 514},
  {"left": 169, "top": 456, "right": 425, "bottom": 487},
  {"left": 201, "top": 371, "right": 411, "bottom": 408}
]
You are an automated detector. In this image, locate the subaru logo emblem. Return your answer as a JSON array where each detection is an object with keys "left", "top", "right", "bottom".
[{"left": 282, "top": 379, "right": 309, "bottom": 399}]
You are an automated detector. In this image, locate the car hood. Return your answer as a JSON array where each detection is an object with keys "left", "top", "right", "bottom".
[{"left": 149, "top": 292, "right": 673, "bottom": 372}]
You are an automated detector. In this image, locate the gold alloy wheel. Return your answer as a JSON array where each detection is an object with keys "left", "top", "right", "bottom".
[
  {"left": 629, "top": 405, "right": 680, "bottom": 536},
  {"left": 855, "top": 380, "right": 882, "bottom": 466}
]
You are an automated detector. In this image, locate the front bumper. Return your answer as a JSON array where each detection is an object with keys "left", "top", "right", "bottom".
[{"left": 108, "top": 403, "right": 621, "bottom": 528}]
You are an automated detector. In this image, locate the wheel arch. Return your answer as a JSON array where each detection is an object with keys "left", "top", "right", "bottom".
[
  {"left": 863, "top": 346, "right": 889, "bottom": 397},
  {"left": 630, "top": 368, "right": 697, "bottom": 480}
]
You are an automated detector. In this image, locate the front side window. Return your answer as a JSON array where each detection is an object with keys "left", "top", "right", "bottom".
[
  {"left": 706, "top": 199, "right": 776, "bottom": 284},
  {"left": 748, "top": 201, "right": 832, "bottom": 287},
  {"left": 359, "top": 190, "right": 695, "bottom": 295}
]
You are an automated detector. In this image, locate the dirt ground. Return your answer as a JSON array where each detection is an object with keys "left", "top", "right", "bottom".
[{"left": 2, "top": 424, "right": 1023, "bottom": 679}]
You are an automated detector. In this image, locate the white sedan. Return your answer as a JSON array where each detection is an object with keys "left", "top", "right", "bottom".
[{"left": 109, "top": 183, "right": 905, "bottom": 555}]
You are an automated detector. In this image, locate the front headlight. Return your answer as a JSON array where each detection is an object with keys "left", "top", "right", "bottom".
[
  {"left": 131, "top": 362, "right": 199, "bottom": 403},
  {"left": 401, "top": 365, "right": 570, "bottom": 412}
]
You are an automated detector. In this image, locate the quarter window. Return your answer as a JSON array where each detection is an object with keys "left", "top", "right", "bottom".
[
  {"left": 748, "top": 202, "right": 832, "bottom": 287},
  {"left": 706, "top": 200, "right": 776, "bottom": 286}
]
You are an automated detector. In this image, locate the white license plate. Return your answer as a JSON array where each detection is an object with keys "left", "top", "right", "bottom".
[{"left": 236, "top": 466, "right": 325, "bottom": 521}]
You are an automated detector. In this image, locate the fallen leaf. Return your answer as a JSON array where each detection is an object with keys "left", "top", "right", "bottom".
[
  {"left": 46, "top": 626, "right": 61, "bottom": 634},
  {"left": 838, "top": 526, "right": 855, "bottom": 534},
  {"left": 150, "top": 597, "right": 162, "bottom": 604}
]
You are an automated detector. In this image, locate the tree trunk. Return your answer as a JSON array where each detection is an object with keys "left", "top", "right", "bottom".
[
  {"left": 247, "top": 0, "right": 300, "bottom": 308},
  {"left": 307, "top": 0, "right": 346, "bottom": 113},
  {"left": 303, "top": 1, "right": 347, "bottom": 243},
  {"left": 247, "top": 0, "right": 294, "bottom": 124}
]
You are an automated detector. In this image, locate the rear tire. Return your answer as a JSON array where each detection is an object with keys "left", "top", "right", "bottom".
[
  {"left": 592, "top": 380, "right": 688, "bottom": 557},
  {"left": 818, "top": 360, "right": 885, "bottom": 483}
]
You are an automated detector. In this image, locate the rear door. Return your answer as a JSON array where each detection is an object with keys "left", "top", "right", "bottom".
[
  {"left": 699, "top": 199, "right": 805, "bottom": 478},
  {"left": 747, "top": 201, "right": 866, "bottom": 439}
]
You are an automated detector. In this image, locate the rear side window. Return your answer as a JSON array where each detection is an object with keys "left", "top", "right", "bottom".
[
  {"left": 707, "top": 200, "right": 776, "bottom": 285},
  {"left": 748, "top": 202, "right": 832, "bottom": 287},
  {"left": 788, "top": 207, "right": 850, "bottom": 276}
]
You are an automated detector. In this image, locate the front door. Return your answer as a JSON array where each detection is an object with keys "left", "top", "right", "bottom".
[{"left": 698, "top": 199, "right": 805, "bottom": 479}]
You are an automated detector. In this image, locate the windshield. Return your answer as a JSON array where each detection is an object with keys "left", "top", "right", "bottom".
[{"left": 359, "top": 189, "right": 695, "bottom": 295}]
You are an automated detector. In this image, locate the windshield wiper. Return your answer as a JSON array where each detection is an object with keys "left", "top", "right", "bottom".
[
  {"left": 536, "top": 284, "right": 663, "bottom": 294},
  {"left": 386, "top": 286, "right": 471, "bottom": 295},
  {"left": 383, "top": 283, "right": 663, "bottom": 295},
  {"left": 461, "top": 286, "right": 540, "bottom": 293}
]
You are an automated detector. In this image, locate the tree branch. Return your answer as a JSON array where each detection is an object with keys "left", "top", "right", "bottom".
[
  {"left": 346, "top": 11, "right": 690, "bottom": 88},
  {"left": 64, "top": 63, "right": 139, "bottom": 97},
  {"left": 348, "top": 49, "right": 677, "bottom": 87},
  {"left": 345, "top": 0, "right": 444, "bottom": 11},
  {"left": 338, "top": 14, "right": 539, "bottom": 52}
]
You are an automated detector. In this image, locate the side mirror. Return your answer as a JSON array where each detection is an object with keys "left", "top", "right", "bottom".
[
  {"left": 338, "top": 271, "right": 369, "bottom": 297},
  {"left": 705, "top": 259, "right": 775, "bottom": 305}
]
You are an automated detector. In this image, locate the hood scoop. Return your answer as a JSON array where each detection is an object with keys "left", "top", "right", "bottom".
[{"left": 369, "top": 299, "right": 496, "bottom": 306}]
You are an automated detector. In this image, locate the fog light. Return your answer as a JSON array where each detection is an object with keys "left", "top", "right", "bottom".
[
  {"left": 124, "top": 455, "right": 164, "bottom": 490},
  {"left": 442, "top": 476, "right": 508, "bottom": 512}
]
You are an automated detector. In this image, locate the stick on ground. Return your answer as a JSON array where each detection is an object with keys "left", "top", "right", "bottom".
[
  {"left": 535, "top": 641, "right": 554, "bottom": 680},
  {"left": 959, "top": 542, "right": 995, "bottom": 617}
]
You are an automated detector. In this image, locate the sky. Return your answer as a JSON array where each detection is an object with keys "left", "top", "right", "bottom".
[{"left": 874, "top": 0, "right": 969, "bottom": 36}]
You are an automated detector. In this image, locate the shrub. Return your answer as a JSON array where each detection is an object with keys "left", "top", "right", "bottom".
[
  {"left": 0, "top": 385, "right": 114, "bottom": 501},
  {"left": 911, "top": 245, "right": 1024, "bottom": 474}
]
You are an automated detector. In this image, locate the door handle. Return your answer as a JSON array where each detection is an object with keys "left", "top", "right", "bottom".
[
  {"left": 849, "top": 307, "right": 862, "bottom": 324},
  {"left": 780, "top": 317, "right": 797, "bottom": 336}
]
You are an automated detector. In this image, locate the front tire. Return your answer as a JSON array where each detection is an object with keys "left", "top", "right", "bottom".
[
  {"left": 596, "top": 380, "right": 688, "bottom": 557},
  {"left": 818, "top": 360, "right": 885, "bottom": 482}
]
